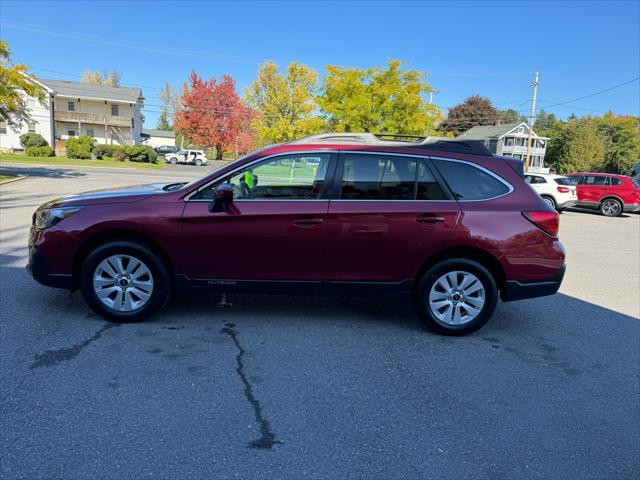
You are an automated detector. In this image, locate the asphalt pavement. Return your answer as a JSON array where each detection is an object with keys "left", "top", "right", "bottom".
[{"left": 1, "top": 164, "right": 638, "bottom": 479}]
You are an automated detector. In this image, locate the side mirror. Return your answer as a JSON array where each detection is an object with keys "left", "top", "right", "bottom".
[{"left": 209, "top": 183, "right": 234, "bottom": 213}]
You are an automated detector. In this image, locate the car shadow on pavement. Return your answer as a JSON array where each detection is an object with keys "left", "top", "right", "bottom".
[
  {"left": 0, "top": 166, "right": 87, "bottom": 179},
  {"left": 565, "top": 207, "right": 631, "bottom": 218}
]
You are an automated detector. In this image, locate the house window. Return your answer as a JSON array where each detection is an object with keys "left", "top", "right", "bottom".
[
  {"left": 0, "top": 121, "right": 6, "bottom": 134},
  {"left": 111, "top": 104, "right": 119, "bottom": 116},
  {"left": 28, "top": 121, "right": 36, "bottom": 133},
  {"left": 68, "top": 101, "right": 75, "bottom": 112},
  {"left": 504, "top": 137, "right": 514, "bottom": 147},
  {"left": 68, "top": 129, "right": 76, "bottom": 137},
  {"left": 86, "top": 129, "right": 95, "bottom": 138}
]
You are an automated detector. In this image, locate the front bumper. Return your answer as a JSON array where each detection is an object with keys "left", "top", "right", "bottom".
[
  {"left": 502, "top": 263, "right": 566, "bottom": 302},
  {"left": 27, "top": 247, "right": 73, "bottom": 290},
  {"left": 623, "top": 202, "right": 640, "bottom": 213}
]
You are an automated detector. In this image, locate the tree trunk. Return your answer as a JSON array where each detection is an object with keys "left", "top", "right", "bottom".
[{"left": 215, "top": 144, "right": 224, "bottom": 160}]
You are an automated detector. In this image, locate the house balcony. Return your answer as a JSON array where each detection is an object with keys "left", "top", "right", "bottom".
[
  {"left": 54, "top": 110, "right": 131, "bottom": 127},
  {"left": 501, "top": 145, "right": 546, "bottom": 156}
]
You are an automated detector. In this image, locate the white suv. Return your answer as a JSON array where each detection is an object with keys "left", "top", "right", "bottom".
[
  {"left": 165, "top": 149, "right": 208, "bottom": 166},
  {"left": 525, "top": 173, "right": 577, "bottom": 212}
]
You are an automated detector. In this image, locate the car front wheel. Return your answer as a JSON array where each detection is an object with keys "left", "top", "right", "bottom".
[
  {"left": 600, "top": 198, "right": 622, "bottom": 217},
  {"left": 415, "top": 259, "right": 498, "bottom": 336},
  {"left": 80, "top": 241, "right": 171, "bottom": 322}
]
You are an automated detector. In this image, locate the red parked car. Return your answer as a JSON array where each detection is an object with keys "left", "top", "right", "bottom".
[
  {"left": 566, "top": 172, "right": 640, "bottom": 216},
  {"left": 28, "top": 133, "right": 566, "bottom": 335}
]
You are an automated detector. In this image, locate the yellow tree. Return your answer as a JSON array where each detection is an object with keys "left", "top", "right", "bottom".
[
  {"left": 0, "top": 41, "right": 45, "bottom": 131},
  {"left": 81, "top": 69, "right": 121, "bottom": 87},
  {"left": 245, "top": 61, "right": 324, "bottom": 144},
  {"left": 317, "top": 60, "right": 442, "bottom": 135}
]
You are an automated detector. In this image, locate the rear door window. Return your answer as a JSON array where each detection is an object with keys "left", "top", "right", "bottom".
[
  {"left": 432, "top": 159, "right": 510, "bottom": 200},
  {"left": 339, "top": 154, "right": 449, "bottom": 200}
]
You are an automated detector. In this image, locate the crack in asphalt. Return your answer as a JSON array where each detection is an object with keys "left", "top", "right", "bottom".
[
  {"left": 220, "top": 321, "right": 282, "bottom": 450},
  {"left": 30, "top": 323, "right": 120, "bottom": 369}
]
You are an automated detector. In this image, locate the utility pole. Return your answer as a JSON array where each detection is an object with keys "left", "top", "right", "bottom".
[
  {"left": 524, "top": 72, "right": 540, "bottom": 172},
  {"left": 428, "top": 89, "right": 440, "bottom": 104}
]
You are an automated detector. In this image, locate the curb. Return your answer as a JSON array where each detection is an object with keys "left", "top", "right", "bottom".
[
  {"left": 0, "top": 161, "right": 165, "bottom": 172},
  {"left": 0, "top": 175, "right": 27, "bottom": 186}
]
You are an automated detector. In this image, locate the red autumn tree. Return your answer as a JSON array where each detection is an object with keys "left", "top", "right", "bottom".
[{"left": 174, "top": 71, "right": 256, "bottom": 159}]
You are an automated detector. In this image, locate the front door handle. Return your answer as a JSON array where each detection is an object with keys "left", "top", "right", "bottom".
[
  {"left": 416, "top": 213, "right": 445, "bottom": 225},
  {"left": 293, "top": 217, "right": 324, "bottom": 228}
]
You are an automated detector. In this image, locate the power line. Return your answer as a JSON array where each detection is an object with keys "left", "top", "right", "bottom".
[{"left": 539, "top": 77, "right": 640, "bottom": 109}]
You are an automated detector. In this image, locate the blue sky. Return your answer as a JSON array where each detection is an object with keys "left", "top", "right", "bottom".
[{"left": 1, "top": 0, "right": 639, "bottom": 128}]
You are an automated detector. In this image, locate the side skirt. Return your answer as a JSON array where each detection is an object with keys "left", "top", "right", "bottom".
[{"left": 174, "top": 275, "right": 413, "bottom": 299}]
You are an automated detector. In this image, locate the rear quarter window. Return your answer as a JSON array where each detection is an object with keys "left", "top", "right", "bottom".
[
  {"left": 554, "top": 177, "right": 573, "bottom": 186},
  {"left": 433, "top": 159, "right": 510, "bottom": 200}
]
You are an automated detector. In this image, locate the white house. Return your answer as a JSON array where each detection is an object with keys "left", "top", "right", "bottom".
[
  {"left": 0, "top": 77, "right": 145, "bottom": 151},
  {"left": 142, "top": 128, "right": 176, "bottom": 148},
  {"left": 458, "top": 122, "right": 549, "bottom": 170}
]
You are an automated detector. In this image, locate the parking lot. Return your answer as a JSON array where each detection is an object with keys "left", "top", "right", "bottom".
[{"left": 1, "top": 164, "right": 639, "bottom": 479}]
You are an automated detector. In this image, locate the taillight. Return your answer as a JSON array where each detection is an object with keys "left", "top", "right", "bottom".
[
  {"left": 557, "top": 186, "right": 570, "bottom": 193},
  {"left": 523, "top": 211, "right": 560, "bottom": 236}
]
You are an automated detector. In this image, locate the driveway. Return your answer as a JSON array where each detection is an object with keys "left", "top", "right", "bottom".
[{"left": 1, "top": 165, "right": 638, "bottom": 479}]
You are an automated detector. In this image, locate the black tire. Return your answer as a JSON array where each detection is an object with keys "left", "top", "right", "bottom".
[
  {"left": 80, "top": 240, "right": 171, "bottom": 323},
  {"left": 541, "top": 195, "right": 556, "bottom": 210},
  {"left": 414, "top": 258, "right": 498, "bottom": 336},
  {"left": 195, "top": 159, "right": 203, "bottom": 166},
  {"left": 600, "top": 198, "right": 622, "bottom": 217},
  {"left": 170, "top": 157, "right": 178, "bottom": 165}
]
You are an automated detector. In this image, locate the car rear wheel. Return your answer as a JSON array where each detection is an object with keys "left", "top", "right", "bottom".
[
  {"left": 80, "top": 241, "right": 170, "bottom": 322},
  {"left": 600, "top": 198, "right": 622, "bottom": 217},
  {"left": 541, "top": 195, "right": 556, "bottom": 210},
  {"left": 195, "top": 159, "right": 202, "bottom": 166},
  {"left": 415, "top": 259, "right": 498, "bottom": 336}
]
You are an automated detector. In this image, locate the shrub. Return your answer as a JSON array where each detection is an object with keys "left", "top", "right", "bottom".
[
  {"left": 94, "top": 144, "right": 126, "bottom": 160},
  {"left": 124, "top": 145, "right": 158, "bottom": 163},
  {"left": 25, "top": 146, "right": 54, "bottom": 157},
  {"left": 20, "top": 133, "right": 48, "bottom": 148},
  {"left": 66, "top": 136, "right": 95, "bottom": 159}
]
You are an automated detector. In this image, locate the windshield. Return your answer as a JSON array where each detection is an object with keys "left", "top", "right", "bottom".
[
  {"left": 630, "top": 177, "right": 640, "bottom": 188},
  {"left": 555, "top": 177, "right": 574, "bottom": 186}
]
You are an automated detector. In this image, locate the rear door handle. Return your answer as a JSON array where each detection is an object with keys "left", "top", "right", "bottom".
[
  {"left": 293, "top": 217, "right": 324, "bottom": 228},
  {"left": 416, "top": 213, "right": 445, "bottom": 225}
]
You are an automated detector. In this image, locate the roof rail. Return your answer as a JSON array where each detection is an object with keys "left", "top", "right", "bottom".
[{"left": 287, "top": 132, "right": 492, "bottom": 156}]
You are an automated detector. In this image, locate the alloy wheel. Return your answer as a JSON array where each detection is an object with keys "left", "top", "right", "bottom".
[
  {"left": 93, "top": 254, "right": 154, "bottom": 312},
  {"left": 601, "top": 199, "right": 621, "bottom": 216},
  {"left": 428, "top": 271, "right": 486, "bottom": 326}
]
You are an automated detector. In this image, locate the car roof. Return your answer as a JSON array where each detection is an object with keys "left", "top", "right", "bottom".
[{"left": 568, "top": 172, "right": 625, "bottom": 177}]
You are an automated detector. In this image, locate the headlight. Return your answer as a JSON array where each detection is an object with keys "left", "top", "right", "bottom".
[{"left": 33, "top": 206, "right": 82, "bottom": 230}]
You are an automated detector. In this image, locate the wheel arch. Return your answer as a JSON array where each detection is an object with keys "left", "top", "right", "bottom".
[
  {"left": 414, "top": 245, "right": 506, "bottom": 294},
  {"left": 599, "top": 195, "right": 624, "bottom": 206},
  {"left": 72, "top": 229, "right": 174, "bottom": 290}
]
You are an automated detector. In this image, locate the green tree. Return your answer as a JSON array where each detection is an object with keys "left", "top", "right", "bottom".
[
  {"left": 534, "top": 109, "right": 557, "bottom": 133},
  {"left": 317, "top": 60, "right": 441, "bottom": 135},
  {"left": 245, "top": 61, "right": 324, "bottom": 144},
  {"left": 498, "top": 108, "right": 526, "bottom": 124},
  {"left": 0, "top": 40, "right": 46, "bottom": 131},
  {"left": 545, "top": 119, "right": 605, "bottom": 173},
  {"left": 156, "top": 108, "right": 172, "bottom": 130},
  {"left": 440, "top": 95, "right": 498, "bottom": 136},
  {"left": 594, "top": 114, "right": 640, "bottom": 175}
]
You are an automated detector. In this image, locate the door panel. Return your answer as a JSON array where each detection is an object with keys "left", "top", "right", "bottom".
[
  {"left": 323, "top": 201, "right": 461, "bottom": 282},
  {"left": 181, "top": 201, "right": 328, "bottom": 280}
]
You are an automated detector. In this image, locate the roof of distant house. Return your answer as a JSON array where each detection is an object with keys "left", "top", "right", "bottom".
[
  {"left": 142, "top": 129, "right": 175, "bottom": 138},
  {"left": 457, "top": 122, "right": 526, "bottom": 140},
  {"left": 39, "top": 78, "right": 143, "bottom": 103}
]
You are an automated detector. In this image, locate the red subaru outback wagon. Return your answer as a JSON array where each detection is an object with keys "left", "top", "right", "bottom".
[{"left": 28, "top": 133, "right": 565, "bottom": 335}]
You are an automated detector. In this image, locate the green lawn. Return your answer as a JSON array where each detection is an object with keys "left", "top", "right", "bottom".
[
  {"left": 0, "top": 174, "right": 17, "bottom": 183},
  {"left": 0, "top": 154, "right": 165, "bottom": 170}
]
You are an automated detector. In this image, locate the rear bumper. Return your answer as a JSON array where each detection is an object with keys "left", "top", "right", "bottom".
[
  {"left": 557, "top": 199, "right": 577, "bottom": 210},
  {"left": 27, "top": 247, "right": 73, "bottom": 290},
  {"left": 502, "top": 263, "right": 565, "bottom": 302},
  {"left": 623, "top": 202, "right": 640, "bottom": 213}
]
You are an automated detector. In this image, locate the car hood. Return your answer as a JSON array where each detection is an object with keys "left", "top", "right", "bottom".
[{"left": 41, "top": 183, "right": 177, "bottom": 208}]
